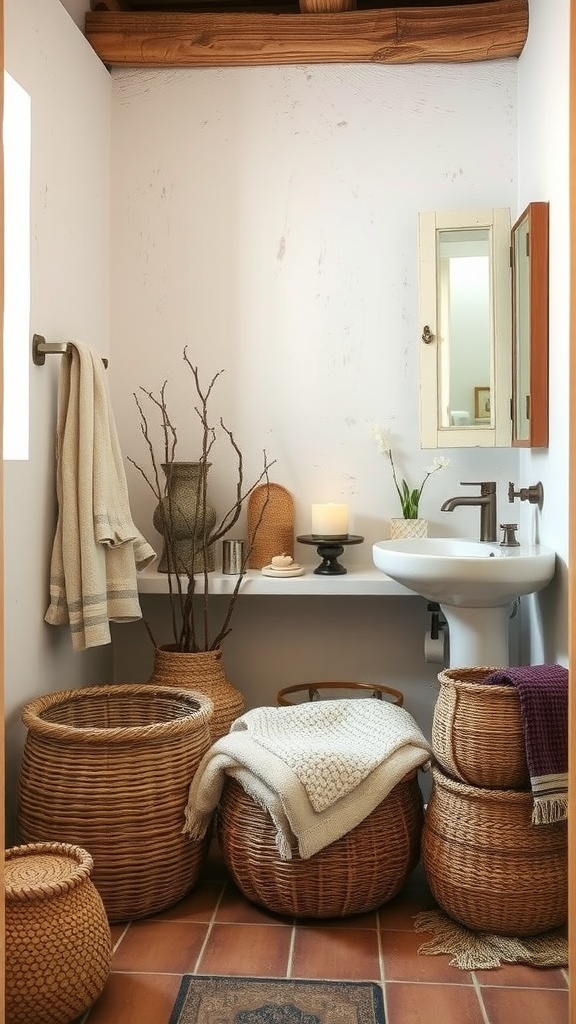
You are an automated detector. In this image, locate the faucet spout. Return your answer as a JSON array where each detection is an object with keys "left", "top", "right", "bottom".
[{"left": 441, "top": 482, "right": 497, "bottom": 542}]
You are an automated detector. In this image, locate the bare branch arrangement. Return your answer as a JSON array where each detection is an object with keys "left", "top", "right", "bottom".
[{"left": 129, "top": 347, "right": 274, "bottom": 652}]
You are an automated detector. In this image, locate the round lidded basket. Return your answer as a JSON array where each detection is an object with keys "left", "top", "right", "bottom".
[
  {"left": 5, "top": 842, "right": 112, "bottom": 1024},
  {"left": 422, "top": 765, "right": 567, "bottom": 937},
  {"left": 277, "top": 680, "right": 404, "bottom": 707},
  {"left": 17, "top": 684, "right": 213, "bottom": 922},
  {"left": 432, "top": 666, "right": 529, "bottom": 789},
  {"left": 217, "top": 772, "right": 423, "bottom": 918}
]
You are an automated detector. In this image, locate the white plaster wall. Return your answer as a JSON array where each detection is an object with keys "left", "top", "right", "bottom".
[
  {"left": 516, "top": 0, "right": 570, "bottom": 665},
  {"left": 109, "top": 60, "right": 525, "bottom": 750},
  {"left": 4, "top": 0, "right": 112, "bottom": 841}
]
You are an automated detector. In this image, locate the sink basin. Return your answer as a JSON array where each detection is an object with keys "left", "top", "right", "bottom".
[
  {"left": 372, "top": 537, "right": 556, "bottom": 609},
  {"left": 372, "top": 537, "right": 556, "bottom": 667}
]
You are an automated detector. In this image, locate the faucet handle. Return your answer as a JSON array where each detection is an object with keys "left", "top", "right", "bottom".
[
  {"left": 508, "top": 481, "right": 544, "bottom": 508},
  {"left": 500, "top": 523, "right": 520, "bottom": 547},
  {"left": 460, "top": 481, "right": 496, "bottom": 492}
]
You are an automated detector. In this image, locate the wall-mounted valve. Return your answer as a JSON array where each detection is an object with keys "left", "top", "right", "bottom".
[{"left": 508, "top": 481, "right": 544, "bottom": 510}]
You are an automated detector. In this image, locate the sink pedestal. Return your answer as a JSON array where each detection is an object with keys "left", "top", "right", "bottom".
[{"left": 441, "top": 604, "right": 511, "bottom": 668}]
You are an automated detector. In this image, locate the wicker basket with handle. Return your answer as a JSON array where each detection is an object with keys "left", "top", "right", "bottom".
[
  {"left": 217, "top": 772, "right": 423, "bottom": 918},
  {"left": 422, "top": 765, "right": 567, "bottom": 936},
  {"left": 17, "top": 684, "right": 213, "bottom": 922},
  {"left": 277, "top": 680, "right": 404, "bottom": 707},
  {"left": 432, "top": 666, "right": 529, "bottom": 789}
]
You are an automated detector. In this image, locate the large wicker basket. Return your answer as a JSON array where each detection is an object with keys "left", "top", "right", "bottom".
[
  {"left": 432, "top": 667, "right": 529, "bottom": 789},
  {"left": 17, "top": 684, "right": 213, "bottom": 922},
  {"left": 5, "top": 842, "right": 112, "bottom": 1024},
  {"left": 422, "top": 765, "right": 567, "bottom": 936},
  {"left": 217, "top": 773, "right": 423, "bottom": 918}
]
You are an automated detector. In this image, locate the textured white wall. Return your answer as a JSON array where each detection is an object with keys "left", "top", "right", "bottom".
[
  {"left": 516, "top": 0, "right": 570, "bottom": 665},
  {"left": 109, "top": 60, "right": 526, "bottom": 741},
  {"left": 110, "top": 62, "right": 520, "bottom": 555},
  {"left": 4, "top": 0, "right": 112, "bottom": 840}
]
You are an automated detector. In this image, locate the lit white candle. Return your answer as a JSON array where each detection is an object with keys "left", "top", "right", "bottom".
[{"left": 311, "top": 503, "right": 349, "bottom": 538}]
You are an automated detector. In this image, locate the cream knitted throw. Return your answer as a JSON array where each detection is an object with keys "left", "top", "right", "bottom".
[
  {"left": 45, "top": 342, "right": 156, "bottom": 650},
  {"left": 184, "top": 699, "right": 432, "bottom": 859}
]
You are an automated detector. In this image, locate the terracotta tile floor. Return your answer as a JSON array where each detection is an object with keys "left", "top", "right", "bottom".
[{"left": 81, "top": 843, "right": 569, "bottom": 1024}]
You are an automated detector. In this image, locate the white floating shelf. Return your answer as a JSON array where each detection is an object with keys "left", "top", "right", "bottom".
[{"left": 137, "top": 565, "right": 416, "bottom": 597}]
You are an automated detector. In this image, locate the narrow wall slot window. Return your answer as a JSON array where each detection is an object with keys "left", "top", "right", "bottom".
[{"left": 3, "top": 72, "right": 31, "bottom": 461}]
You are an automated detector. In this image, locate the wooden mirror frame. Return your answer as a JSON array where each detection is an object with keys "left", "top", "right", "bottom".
[{"left": 511, "top": 201, "right": 549, "bottom": 448}]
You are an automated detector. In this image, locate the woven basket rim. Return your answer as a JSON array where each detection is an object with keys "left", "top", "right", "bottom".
[
  {"left": 21, "top": 684, "right": 213, "bottom": 743},
  {"left": 437, "top": 667, "right": 519, "bottom": 695},
  {"left": 155, "top": 645, "right": 223, "bottom": 661},
  {"left": 431, "top": 764, "right": 534, "bottom": 803},
  {"left": 5, "top": 842, "right": 94, "bottom": 900}
]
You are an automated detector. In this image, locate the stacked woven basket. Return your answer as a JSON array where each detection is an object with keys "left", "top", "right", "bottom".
[{"left": 422, "top": 667, "right": 567, "bottom": 937}]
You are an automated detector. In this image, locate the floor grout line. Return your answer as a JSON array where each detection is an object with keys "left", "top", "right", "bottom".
[
  {"left": 192, "top": 879, "right": 228, "bottom": 974},
  {"left": 471, "top": 971, "right": 492, "bottom": 1024}
]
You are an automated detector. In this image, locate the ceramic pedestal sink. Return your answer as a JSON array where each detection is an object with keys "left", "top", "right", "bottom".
[{"left": 372, "top": 537, "right": 556, "bottom": 667}]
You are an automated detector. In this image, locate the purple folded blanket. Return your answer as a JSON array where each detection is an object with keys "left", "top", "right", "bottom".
[{"left": 484, "top": 664, "right": 568, "bottom": 824}]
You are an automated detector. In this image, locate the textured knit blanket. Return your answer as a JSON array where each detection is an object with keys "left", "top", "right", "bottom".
[
  {"left": 484, "top": 664, "right": 568, "bottom": 824},
  {"left": 184, "top": 699, "right": 432, "bottom": 859},
  {"left": 44, "top": 342, "right": 156, "bottom": 650}
]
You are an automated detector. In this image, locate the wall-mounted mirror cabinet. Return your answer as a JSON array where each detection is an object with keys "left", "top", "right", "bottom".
[
  {"left": 418, "top": 208, "right": 512, "bottom": 449},
  {"left": 511, "top": 201, "right": 549, "bottom": 448}
]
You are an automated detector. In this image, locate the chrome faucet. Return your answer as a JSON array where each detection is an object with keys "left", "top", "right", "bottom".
[{"left": 440, "top": 482, "right": 497, "bottom": 542}]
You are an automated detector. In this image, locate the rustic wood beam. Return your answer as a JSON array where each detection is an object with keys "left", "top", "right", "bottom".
[{"left": 85, "top": 0, "right": 528, "bottom": 68}]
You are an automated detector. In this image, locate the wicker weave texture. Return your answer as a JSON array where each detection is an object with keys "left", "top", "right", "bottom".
[
  {"left": 247, "top": 483, "right": 295, "bottom": 569},
  {"left": 149, "top": 645, "right": 244, "bottom": 740},
  {"left": 432, "top": 667, "right": 529, "bottom": 789},
  {"left": 422, "top": 766, "right": 567, "bottom": 936},
  {"left": 5, "top": 842, "right": 111, "bottom": 1024},
  {"left": 17, "top": 685, "right": 213, "bottom": 922},
  {"left": 217, "top": 773, "right": 423, "bottom": 918}
]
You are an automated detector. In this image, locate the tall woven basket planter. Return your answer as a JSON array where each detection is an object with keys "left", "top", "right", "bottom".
[
  {"left": 149, "top": 645, "right": 244, "bottom": 740},
  {"left": 5, "top": 842, "right": 112, "bottom": 1024},
  {"left": 217, "top": 772, "right": 424, "bottom": 918},
  {"left": 422, "top": 765, "right": 567, "bottom": 936},
  {"left": 17, "top": 684, "right": 213, "bottom": 922}
]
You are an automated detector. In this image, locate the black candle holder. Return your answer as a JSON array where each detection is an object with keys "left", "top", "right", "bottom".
[{"left": 296, "top": 534, "right": 364, "bottom": 575}]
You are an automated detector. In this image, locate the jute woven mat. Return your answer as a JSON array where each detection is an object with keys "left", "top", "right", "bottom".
[{"left": 414, "top": 909, "right": 568, "bottom": 970}]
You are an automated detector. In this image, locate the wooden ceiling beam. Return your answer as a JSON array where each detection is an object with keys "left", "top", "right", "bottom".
[{"left": 85, "top": 0, "right": 528, "bottom": 69}]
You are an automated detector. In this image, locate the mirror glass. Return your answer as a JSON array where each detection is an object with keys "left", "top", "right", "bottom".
[
  {"left": 511, "top": 202, "right": 549, "bottom": 448},
  {"left": 437, "top": 227, "right": 491, "bottom": 428},
  {"left": 418, "top": 208, "right": 512, "bottom": 449}
]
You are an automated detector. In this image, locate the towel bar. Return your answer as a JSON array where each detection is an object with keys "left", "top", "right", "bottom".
[{"left": 32, "top": 334, "right": 108, "bottom": 369}]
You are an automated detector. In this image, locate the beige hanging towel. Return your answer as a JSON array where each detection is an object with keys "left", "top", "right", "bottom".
[{"left": 45, "top": 342, "right": 156, "bottom": 650}]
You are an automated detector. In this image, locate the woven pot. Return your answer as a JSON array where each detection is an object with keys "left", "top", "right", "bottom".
[
  {"left": 150, "top": 645, "right": 244, "bottom": 740},
  {"left": 152, "top": 460, "right": 217, "bottom": 575},
  {"left": 422, "top": 765, "right": 567, "bottom": 936},
  {"left": 5, "top": 842, "right": 112, "bottom": 1024},
  {"left": 389, "top": 518, "right": 428, "bottom": 539},
  {"left": 217, "top": 773, "right": 423, "bottom": 918},
  {"left": 432, "top": 666, "right": 529, "bottom": 789},
  {"left": 17, "top": 684, "right": 213, "bottom": 922}
]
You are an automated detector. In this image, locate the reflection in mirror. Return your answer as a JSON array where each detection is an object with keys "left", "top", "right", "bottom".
[
  {"left": 419, "top": 208, "right": 512, "bottom": 449},
  {"left": 511, "top": 202, "right": 549, "bottom": 448},
  {"left": 437, "top": 228, "right": 491, "bottom": 428}
]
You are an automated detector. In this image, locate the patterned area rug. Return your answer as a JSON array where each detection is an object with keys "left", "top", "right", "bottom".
[{"left": 168, "top": 976, "right": 385, "bottom": 1023}]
